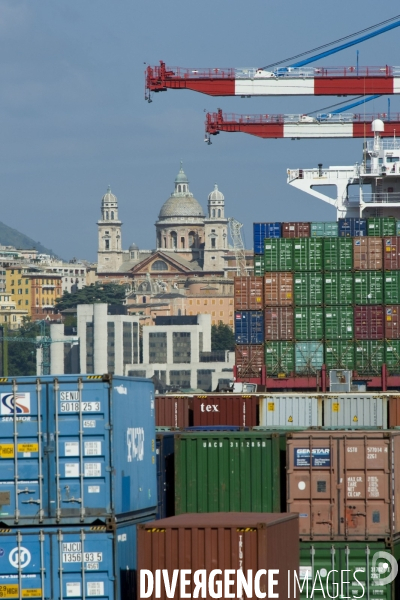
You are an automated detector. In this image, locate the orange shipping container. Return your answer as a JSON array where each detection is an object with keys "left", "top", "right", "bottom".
[
  {"left": 353, "top": 237, "right": 383, "bottom": 270},
  {"left": 264, "top": 307, "right": 294, "bottom": 340},
  {"left": 235, "top": 344, "right": 264, "bottom": 378},
  {"left": 264, "top": 272, "right": 293, "bottom": 306},
  {"left": 287, "top": 430, "right": 400, "bottom": 540},
  {"left": 155, "top": 395, "right": 192, "bottom": 428},
  {"left": 282, "top": 221, "right": 310, "bottom": 238},
  {"left": 192, "top": 394, "right": 258, "bottom": 426},
  {"left": 234, "top": 276, "right": 264, "bottom": 310},
  {"left": 384, "top": 305, "right": 400, "bottom": 338},
  {"left": 137, "top": 513, "right": 299, "bottom": 600}
]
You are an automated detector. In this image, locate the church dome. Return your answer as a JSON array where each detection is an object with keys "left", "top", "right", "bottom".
[
  {"left": 101, "top": 186, "right": 117, "bottom": 205},
  {"left": 158, "top": 164, "right": 204, "bottom": 219},
  {"left": 129, "top": 242, "right": 138, "bottom": 251},
  {"left": 208, "top": 184, "right": 224, "bottom": 201}
]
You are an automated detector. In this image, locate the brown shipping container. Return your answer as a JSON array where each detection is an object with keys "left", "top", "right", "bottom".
[
  {"left": 264, "top": 272, "right": 293, "bottom": 306},
  {"left": 234, "top": 276, "right": 264, "bottom": 310},
  {"left": 383, "top": 236, "right": 400, "bottom": 269},
  {"left": 235, "top": 345, "right": 264, "bottom": 378},
  {"left": 137, "top": 513, "right": 299, "bottom": 600},
  {"left": 389, "top": 395, "right": 400, "bottom": 427},
  {"left": 264, "top": 307, "right": 294, "bottom": 340},
  {"left": 193, "top": 394, "right": 258, "bottom": 426},
  {"left": 384, "top": 305, "right": 400, "bottom": 339},
  {"left": 155, "top": 395, "right": 192, "bottom": 428},
  {"left": 354, "top": 305, "right": 384, "bottom": 339},
  {"left": 353, "top": 237, "right": 383, "bottom": 270},
  {"left": 287, "top": 430, "right": 400, "bottom": 540},
  {"left": 282, "top": 221, "right": 310, "bottom": 238}
]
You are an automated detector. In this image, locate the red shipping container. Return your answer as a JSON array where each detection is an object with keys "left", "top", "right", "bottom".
[
  {"left": 264, "top": 272, "right": 294, "bottom": 306},
  {"left": 353, "top": 237, "right": 383, "bottom": 269},
  {"left": 383, "top": 237, "right": 400, "bottom": 269},
  {"left": 234, "top": 276, "right": 264, "bottom": 310},
  {"left": 354, "top": 305, "right": 384, "bottom": 339},
  {"left": 193, "top": 394, "right": 258, "bottom": 426},
  {"left": 138, "top": 513, "right": 299, "bottom": 600},
  {"left": 282, "top": 221, "right": 310, "bottom": 238},
  {"left": 155, "top": 395, "right": 192, "bottom": 428},
  {"left": 389, "top": 395, "right": 400, "bottom": 426},
  {"left": 384, "top": 305, "right": 400, "bottom": 338},
  {"left": 235, "top": 344, "right": 264, "bottom": 378},
  {"left": 264, "top": 307, "right": 294, "bottom": 340}
]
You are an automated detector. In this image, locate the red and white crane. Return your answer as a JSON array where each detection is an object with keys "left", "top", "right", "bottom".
[
  {"left": 205, "top": 108, "right": 400, "bottom": 140},
  {"left": 145, "top": 16, "right": 400, "bottom": 100}
]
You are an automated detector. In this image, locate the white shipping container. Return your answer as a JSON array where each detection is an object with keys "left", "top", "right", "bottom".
[
  {"left": 259, "top": 394, "right": 322, "bottom": 427},
  {"left": 323, "top": 394, "right": 388, "bottom": 428}
]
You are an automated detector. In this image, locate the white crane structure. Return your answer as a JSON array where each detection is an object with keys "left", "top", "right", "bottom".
[
  {"left": 287, "top": 118, "right": 400, "bottom": 219},
  {"left": 228, "top": 217, "right": 248, "bottom": 277}
]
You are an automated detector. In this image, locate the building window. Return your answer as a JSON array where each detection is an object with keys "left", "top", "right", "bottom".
[
  {"left": 229, "top": 299, "right": 233, "bottom": 305},
  {"left": 204, "top": 299, "right": 208, "bottom": 305},
  {"left": 219, "top": 299, "right": 223, "bottom": 305},
  {"left": 170, "top": 231, "right": 177, "bottom": 249},
  {"left": 106, "top": 211, "right": 109, "bottom": 219},
  {"left": 181, "top": 237, "right": 185, "bottom": 248},
  {"left": 173, "top": 332, "right": 191, "bottom": 364},
  {"left": 25, "top": 300, "right": 29, "bottom": 305},
  {"left": 178, "top": 185, "right": 181, "bottom": 192},
  {"left": 149, "top": 332, "right": 167, "bottom": 363},
  {"left": 188, "top": 231, "right": 195, "bottom": 248},
  {"left": 18, "top": 289, "right": 22, "bottom": 295},
  {"left": 218, "top": 209, "right": 221, "bottom": 217},
  {"left": 152, "top": 260, "right": 168, "bottom": 271},
  {"left": 18, "top": 280, "right": 21, "bottom": 285},
  {"left": 211, "top": 238, "right": 216, "bottom": 248},
  {"left": 105, "top": 239, "right": 110, "bottom": 250},
  {"left": 212, "top": 299, "right": 216, "bottom": 305},
  {"left": 212, "top": 209, "right": 215, "bottom": 217},
  {"left": 220, "top": 311, "right": 224, "bottom": 317},
  {"left": 25, "top": 289, "right": 28, "bottom": 294}
]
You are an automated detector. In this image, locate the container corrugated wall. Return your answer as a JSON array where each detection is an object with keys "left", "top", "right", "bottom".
[
  {"left": 234, "top": 311, "right": 264, "bottom": 344},
  {"left": 295, "top": 342, "right": 324, "bottom": 375},
  {"left": 323, "top": 394, "right": 388, "bottom": 427},
  {"left": 355, "top": 340, "right": 385, "bottom": 375},
  {"left": 354, "top": 305, "right": 384, "bottom": 339},
  {"left": 354, "top": 271, "right": 383, "bottom": 304},
  {"left": 282, "top": 221, "right": 310, "bottom": 238},
  {"left": 323, "top": 238, "right": 353, "bottom": 270},
  {"left": 264, "top": 272, "right": 293, "bottom": 305},
  {"left": 264, "top": 238, "right": 293, "bottom": 271},
  {"left": 265, "top": 341, "right": 295, "bottom": 375},
  {"left": 324, "top": 340, "right": 355, "bottom": 370},
  {"left": 353, "top": 237, "right": 383, "bottom": 270},
  {"left": 294, "top": 273, "right": 323, "bottom": 305},
  {"left": 235, "top": 344, "right": 264, "bottom": 378},
  {"left": 338, "top": 217, "right": 367, "bottom": 237},
  {"left": 323, "top": 271, "right": 353, "bottom": 304},
  {"left": 293, "top": 238, "right": 323, "bottom": 271},
  {"left": 324, "top": 306, "right": 354, "bottom": 339},
  {"left": 174, "top": 432, "right": 282, "bottom": 513},
  {"left": 234, "top": 276, "right": 264, "bottom": 310},
  {"left": 155, "top": 395, "right": 192, "bottom": 428},
  {"left": 259, "top": 394, "right": 322, "bottom": 427},
  {"left": 253, "top": 222, "right": 281, "bottom": 254},
  {"left": 384, "top": 271, "right": 400, "bottom": 303},
  {"left": 294, "top": 307, "right": 324, "bottom": 340},
  {"left": 192, "top": 394, "right": 258, "bottom": 427},
  {"left": 384, "top": 237, "right": 400, "bottom": 269},
  {"left": 264, "top": 307, "right": 294, "bottom": 340}
]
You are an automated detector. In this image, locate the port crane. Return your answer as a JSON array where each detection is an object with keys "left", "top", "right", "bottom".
[
  {"left": 146, "top": 16, "right": 400, "bottom": 100},
  {"left": 228, "top": 218, "right": 247, "bottom": 277}
]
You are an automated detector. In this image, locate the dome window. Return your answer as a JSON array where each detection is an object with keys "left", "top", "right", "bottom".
[
  {"left": 111, "top": 211, "right": 114, "bottom": 220},
  {"left": 178, "top": 185, "right": 181, "bottom": 192},
  {"left": 152, "top": 260, "right": 168, "bottom": 271},
  {"left": 105, "top": 211, "right": 109, "bottom": 219},
  {"left": 218, "top": 209, "right": 221, "bottom": 217},
  {"left": 188, "top": 231, "right": 196, "bottom": 248},
  {"left": 171, "top": 232, "right": 177, "bottom": 249}
]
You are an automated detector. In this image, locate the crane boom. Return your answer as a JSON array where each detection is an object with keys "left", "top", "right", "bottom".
[{"left": 206, "top": 108, "right": 400, "bottom": 140}]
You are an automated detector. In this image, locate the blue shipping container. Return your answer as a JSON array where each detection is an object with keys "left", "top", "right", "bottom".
[
  {"left": 338, "top": 218, "right": 367, "bottom": 237},
  {"left": 253, "top": 222, "right": 281, "bottom": 254},
  {"left": 156, "top": 432, "right": 175, "bottom": 520},
  {"left": 295, "top": 342, "right": 324, "bottom": 375},
  {"left": 0, "top": 374, "right": 156, "bottom": 526},
  {"left": 235, "top": 311, "right": 264, "bottom": 345},
  {"left": 0, "top": 519, "right": 153, "bottom": 600}
]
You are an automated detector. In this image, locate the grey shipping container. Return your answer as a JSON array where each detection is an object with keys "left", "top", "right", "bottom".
[
  {"left": 323, "top": 393, "right": 388, "bottom": 428},
  {"left": 174, "top": 431, "right": 282, "bottom": 514},
  {"left": 259, "top": 394, "right": 322, "bottom": 427},
  {"left": 138, "top": 512, "right": 299, "bottom": 600},
  {"left": 287, "top": 430, "right": 400, "bottom": 540},
  {"left": 0, "top": 375, "right": 157, "bottom": 526}
]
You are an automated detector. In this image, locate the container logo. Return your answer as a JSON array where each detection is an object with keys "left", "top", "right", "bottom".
[
  {"left": 127, "top": 427, "right": 144, "bottom": 462},
  {"left": 294, "top": 448, "right": 331, "bottom": 467},
  {"left": 371, "top": 551, "right": 398, "bottom": 586},
  {"left": 9, "top": 546, "right": 31, "bottom": 569},
  {"left": 114, "top": 385, "right": 127, "bottom": 395},
  {"left": 1, "top": 393, "right": 30, "bottom": 415}
]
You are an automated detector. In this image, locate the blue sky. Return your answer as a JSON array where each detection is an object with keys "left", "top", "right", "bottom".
[{"left": 1, "top": 1, "right": 398, "bottom": 260}]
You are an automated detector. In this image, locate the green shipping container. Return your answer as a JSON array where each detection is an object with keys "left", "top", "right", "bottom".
[
  {"left": 265, "top": 341, "right": 294, "bottom": 375},
  {"left": 293, "top": 238, "right": 323, "bottom": 271},
  {"left": 174, "top": 432, "right": 282, "bottom": 514},
  {"left": 354, "top": 271, "right": 383, "bottom": 304},
  {"left": 324, "top": 340, "right": 355, "bottom": 370},
  {"left": 323, "top": 271, "right": 354, "bottom": 304},
  {"left": 310, "top": 222, "right": 338, "bottom": 237},
  {"left": 385, "top": 340, "right": 400, "bottom": 374},
  {"left": 324, "top": 306, "right": 354, "bottom": 339},
  {"left": 264, "top": 238, "right": 293, "bottom": 271},
  {"left": 355, "top": 340, "right": 385, "bottom": 375},
  {"left": 299, "top": 540, "right": 400, "bottom": 600},
  {"left": 384, "top": 271, "right": 400, "bottom": 303},
  {"left": 294, "top": 272, "right": 323, "bottom": 305},
  {"left": 397, "top": 220, "right": 400, "bottom": 236},
  {"left": 367, "top": 216, "right": 396, "bottom": 236},
  {"left": 323, "top": 237, "right": 353, "bottom": 270},
  {"left": 294, "top": 307, "right": 324, "bottom": 340},
  {"left": 254, "top": 254, "right": 265, "bottom": 276}
]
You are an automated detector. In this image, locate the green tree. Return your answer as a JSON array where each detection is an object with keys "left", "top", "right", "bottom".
[
  {"left": 7, "top": 320, "right": 41, "bottom": 376},
  {"left": 55, "top": 283, "right": 127, "bottom": 312},
  {"left": 211, "top": 321, "right": 235, "bottom": 352}
]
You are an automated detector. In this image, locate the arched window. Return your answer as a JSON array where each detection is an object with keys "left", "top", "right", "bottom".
[
  {"left": 183, "top": 185, "right": 186, "bottom": 193},
  {"left": 157, "top": 233, "right": 162, "bottom": 248},
  {"left": 218, "top": 209, "right": 221, "bottom": 217},
  {"left": 171, "top": 231, "right": 177, "bottom": 249},
  {"left": 188, "top": 231, "right": 195, "bottom": 248},
  {"left": 212, "top": 209, "right": 215, "bottom": 217},
  {"left": 181, "top": 237, "right": 185, "bottom": 248},
  {"left": 111, "top": 211, "right": 114, "bottom": 220},
  {"left": 163, "top": 237, "right": 167, "bottom": 248},
  {"left": 152, "top": 260, "right": 168, "bottom": 271},
  {"left": 105, "top": 211, "right": 109, "bottom": 219},
  {"left": 178, "top": 185, "right": 181, "bottom": 192}
]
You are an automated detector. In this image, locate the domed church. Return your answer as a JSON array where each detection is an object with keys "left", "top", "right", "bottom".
[{"left": 97, "top": 164, "right": 230, "bottom": 279}]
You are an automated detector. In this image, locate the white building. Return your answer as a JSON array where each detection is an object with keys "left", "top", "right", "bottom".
[{"left": 126, "top": 314, "right": 234, "bottom": 392}]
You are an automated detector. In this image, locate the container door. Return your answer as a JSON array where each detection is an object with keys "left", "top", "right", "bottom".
[
  {"left": 0, "top": 529, "right": 51, "bottom": 598},
  {"left": 0, "top": 379, "right": 49, "bottom": 524},
  {"left": 53, "top": 528, "right": 115, "bottom": 600},
  {"left": 47, "top": 378, "right": 111, "bottom": 522},
  {"left": 299, "top": 542, "right": 339, "bottom": 600}
]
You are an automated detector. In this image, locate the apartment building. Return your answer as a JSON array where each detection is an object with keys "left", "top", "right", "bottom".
[{"left": 6, "top": 267, "right": 62, "bottom": 320}]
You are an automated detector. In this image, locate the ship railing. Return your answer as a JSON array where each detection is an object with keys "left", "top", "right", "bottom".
[
  {"left": 287, "top": 167, "right": 356, "bottom": 182},
  {"left": 366, "top": 139, "right": 400, "bottom": 151},
  {"left": 348, "top": 192, "right": 400, "bottom": 204}
]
